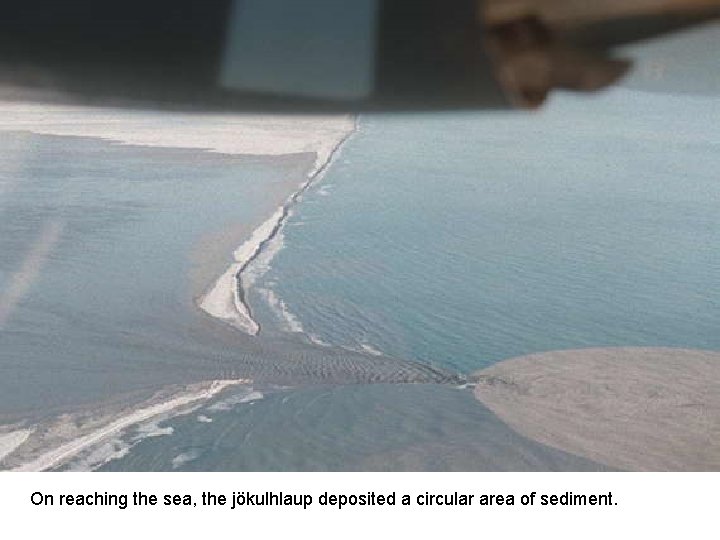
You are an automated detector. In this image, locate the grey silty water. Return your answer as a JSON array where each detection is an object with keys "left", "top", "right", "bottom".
[{"left": 0, "top": 131, "right": 461, "bottom": 425}]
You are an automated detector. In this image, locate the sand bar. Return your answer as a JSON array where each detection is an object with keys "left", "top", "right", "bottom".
[
  {"left": 8, "top": 380, "right": 249, "bottom": 472},
  {"left": 0, "top": 429, "right": 33, "bottom": 463},
  {"left": 0, "top": 102, "right": 354, "bottom": 173},
  {"left": 0, "top": 100, "right": 355, "bottom": 336}
]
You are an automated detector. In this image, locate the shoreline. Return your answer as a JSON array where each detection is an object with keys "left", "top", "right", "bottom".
[
  {"left": 0, "top": 101, "right": 356, "bottom": 337},
  {"left": 6, "top": 379, "right": 251, "bottom": 472},
  {"left": 0, "top": 428, "right": 34, "bottom": 463},
  {"left": 473, "top": 347, "right": 720, "bottom": 471},
  {"left": 0, "top": 105, "right": 361, "bottom": 470},
  {"left": 198, "top": 117, "right": 358, "bottom": 335}
]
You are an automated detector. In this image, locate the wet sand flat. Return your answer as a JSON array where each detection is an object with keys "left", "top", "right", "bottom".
[{"left": 473, "top": 347, "right": 720, "bottom": 471}]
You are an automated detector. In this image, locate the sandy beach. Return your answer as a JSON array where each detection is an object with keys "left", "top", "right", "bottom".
[
  {"left": 0, "top": 102, "right": 355, "bottom": 334},
  {"left": 2, "top": 92, "right": 717, "bottom": 473},
  {"left": 197, "top": 118, "right": 357, "bottom": 335},
  {"left": 0, "top": 428, "right": 33, "bottom": 463},
  {"left": 0, "top": 102, "right": 356, "bottom": 469},
  {"left": 5, "top": 379, "right": 251, "bottom": 471},
  {"left": 0, "top": 103, "right": 462, "bottom": 471},
  {"left": 0, "top": 102, "right": 354, "bottom": 173},
  {"left": 473, "top": 347, "right": 720, "bottom": 471}
]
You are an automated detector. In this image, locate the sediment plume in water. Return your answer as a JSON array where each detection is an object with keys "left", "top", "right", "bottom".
[{"left": 473, "top": 347, "right": 720, "bottom": 471}]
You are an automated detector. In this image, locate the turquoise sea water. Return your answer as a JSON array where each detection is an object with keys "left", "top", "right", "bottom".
[
  {"left": 102, "top": 89, "right": 718, "bottom": 472},
  {"left": 2, "top": 88, "right": 718, "bottom": 471},
  {"left": 0, "top": 132, "right": 313, "bottom": 417},
  {"left": 254, "top": 90, "right": 720, "bottom": 374}
]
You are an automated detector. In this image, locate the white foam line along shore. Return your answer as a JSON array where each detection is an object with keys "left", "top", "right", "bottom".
[
  {"left": 0, "top": 103, "right": 355, "bottom": 470},
  {"left": 0, "top": 429, "right": 34, "bottom": 463},
  {"left": 199, "top": 118, "right": 358, "bottom": 335},
  {"left": 259, "top": 287, "right": 305, "bottom": 334},
  {"left": 11, "top": 379, "right": 249, "bottom": 472},
  {"left": 0, "top": 101, "right": 356, "bottom": 336}
]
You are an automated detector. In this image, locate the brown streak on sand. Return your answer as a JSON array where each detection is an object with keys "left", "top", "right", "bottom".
[
  {"left": 473, "top": 347, "right": 720, "bottom": 471},
  {"left": 188, "top": 153, "right": 315, "bottom": 301}
]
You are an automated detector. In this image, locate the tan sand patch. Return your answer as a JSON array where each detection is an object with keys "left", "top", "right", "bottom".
[{"left": 473, "top": 347, "right": 720, "bottom": 471}]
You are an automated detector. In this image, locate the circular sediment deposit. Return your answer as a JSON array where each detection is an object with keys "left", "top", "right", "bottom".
[{"left": 472, "top": 348, "right": 720, "bottom": 471}]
